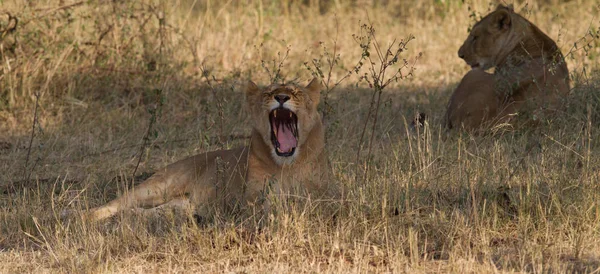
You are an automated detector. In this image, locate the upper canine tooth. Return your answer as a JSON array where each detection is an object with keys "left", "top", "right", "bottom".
[
  {"left": 274, "top": 110, "right": 277, "bottom": 118},
  {"left": 289, "top": 112, "right": 292, "bottom": 118}
]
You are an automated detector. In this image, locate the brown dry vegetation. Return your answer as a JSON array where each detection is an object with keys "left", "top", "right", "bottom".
[{"left": 1, "top": 0, "right": 600, "bottom": 273}]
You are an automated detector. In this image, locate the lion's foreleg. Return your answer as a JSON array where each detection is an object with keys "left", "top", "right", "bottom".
[{"left": 89, "top": 174, "right": 187, "bottom": 221}]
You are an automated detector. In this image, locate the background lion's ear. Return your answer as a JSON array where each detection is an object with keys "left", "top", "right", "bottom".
[
  {"left": 246, "top": 80, "right": 260, "bottom": 97},
  {"left": 495, "top": 4, "right": 514, "bottom": 12},
  {"left": 305, "top": 77, "right": 322, "bottom": 106},
  {"left": 494, "top": 9, "right": 511, "bottom": 31}
]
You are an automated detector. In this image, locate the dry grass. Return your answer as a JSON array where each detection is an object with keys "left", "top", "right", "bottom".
[{"left": 1, "top": 0, "right": 600, "bottom": 273}]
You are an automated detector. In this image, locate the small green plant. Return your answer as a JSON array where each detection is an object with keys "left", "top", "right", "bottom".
[
  {"left": 303, "top": 14, "right": 366, "bottom": 123},
  {"left": 257, "top": 42, "right": 292, "bottom": 84},
  {"left": 353, "top": 19, "right": 421, "bottom": 183}
]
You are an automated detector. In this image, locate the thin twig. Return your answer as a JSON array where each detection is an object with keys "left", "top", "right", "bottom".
[
  {"left": 321, "top": 14, "right": 340, "bottom": 123},
  {"left": 22, "top": 90, "right": 41, "bottom": 185},
  {"left": 355, "top": 88, "right": 378, "bottom": 182},
  {"left": 131, "top": 89, "right": 163, "bottom": 179},
  {"left": 363, "top": 86, "right": 384, "bottom": 184},
  {"left": 200, "top": 65, "right": 225, "bottom": 146}
]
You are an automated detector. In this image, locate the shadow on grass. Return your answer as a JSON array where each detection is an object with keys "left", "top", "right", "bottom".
[{"left": 1, "top": 72, "right": 600, "bottom": 272}]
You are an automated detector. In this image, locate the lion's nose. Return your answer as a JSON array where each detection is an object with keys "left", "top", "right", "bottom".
[{"left": 274, "top": 94, "right": 290, "bottom": 104}]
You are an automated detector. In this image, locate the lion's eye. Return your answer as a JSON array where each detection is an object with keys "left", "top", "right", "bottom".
[{"left": 472, "top": 35, "right": 478, "bottom": 42}]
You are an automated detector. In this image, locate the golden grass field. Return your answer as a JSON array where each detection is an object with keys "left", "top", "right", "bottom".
[{"left": 1, "top": 0, "right": 600, "bottom": 272}]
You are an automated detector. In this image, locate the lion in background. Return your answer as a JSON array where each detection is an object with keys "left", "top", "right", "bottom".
[
  {"left": 445, "top": 4, "right": 570, "bottom": 131},
  {"left": 80, "top": 78, "right": 334, "bottom": 222}
]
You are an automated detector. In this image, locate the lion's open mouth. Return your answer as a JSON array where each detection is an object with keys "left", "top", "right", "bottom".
[{"left": 269, "top": 108, "right": 299, "bottom": 157}]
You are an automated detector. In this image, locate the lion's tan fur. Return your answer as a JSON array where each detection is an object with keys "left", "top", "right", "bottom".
[
  {"left": 87, "top": 78, "right": 332, "bottom": 221},
  {"left": 446, "top": 5, "right": 570, "bottom": 131}
]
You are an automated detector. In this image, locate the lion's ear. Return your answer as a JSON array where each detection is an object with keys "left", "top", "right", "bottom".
[
  {"left": 493, "top": 9, "right": 511, "bottom": 31},
  {"left": 246, "top": 80, "right": 260, "bottom": 98},
  {"left": 495, "top": 4, "right": 514, "bottom": 12},
  {"left": 305, "top": 77, "right": 322, "bottom": 106}
]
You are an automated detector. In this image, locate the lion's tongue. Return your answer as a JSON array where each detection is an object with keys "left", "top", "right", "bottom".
[{"left": 276, "top": 125, "right": 297, "bottom": 152}]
